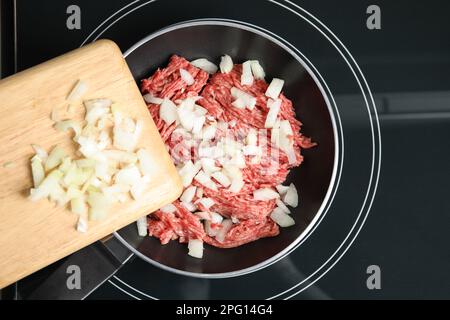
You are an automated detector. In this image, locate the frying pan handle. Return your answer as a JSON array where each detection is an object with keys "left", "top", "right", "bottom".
[{"left": 6, "top": 236, "right": 133, "bottom": 300}]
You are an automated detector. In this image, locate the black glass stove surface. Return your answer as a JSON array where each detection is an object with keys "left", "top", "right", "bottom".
[{"left": 1, "top": 0, "right": 449, "bottom": 299}]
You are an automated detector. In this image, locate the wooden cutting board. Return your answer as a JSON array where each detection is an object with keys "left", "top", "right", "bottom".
[{"left": 0, "top": 40, "right": 182, "bottom": 288}]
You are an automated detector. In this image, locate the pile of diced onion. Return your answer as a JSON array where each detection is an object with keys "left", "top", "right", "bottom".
[
  {"left": 144, "top": 55, "right": 299, "bottom": 259},
  {"left": 29, "top": 80, "right": 153, "bottom": 233}
]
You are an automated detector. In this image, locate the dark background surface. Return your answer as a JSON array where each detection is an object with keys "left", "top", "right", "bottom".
[{"left": 1, "top": 0, "right": 449, "bottom": 299}]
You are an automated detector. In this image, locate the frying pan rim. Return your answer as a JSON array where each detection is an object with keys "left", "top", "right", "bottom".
[{"left": 113, "top": 18, "right": 339, "bottom": 279}]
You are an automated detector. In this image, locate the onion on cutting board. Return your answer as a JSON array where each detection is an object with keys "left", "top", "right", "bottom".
[{"left": 0, "top": 40, "right": 183, "bottom": 289}]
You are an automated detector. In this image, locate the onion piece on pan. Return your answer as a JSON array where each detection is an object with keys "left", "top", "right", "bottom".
[
  {"left": 136, "top": 216, "right": 148, "bottom": 237},
  {"left": 219, "top": 55, "right": 233, "bottom": 74},
  {"left": 215, "top": 219, "right": 233, "bottom": 243},
  {"left": 250, "top": 60, "right": 265, "bottom": 80},
  {"left": 270, "top": 207, "right": 295, "bottom": 227},
  {"left": 282, "top": 183, "right": 298, "bottom": 207},
  {"left": 161, "top": 203, "right": 177, "bottom": 214},
  {"left": 265, "top": 78, "right": 284, "bottom": 99},
  {"left": 180, "top": 68, "right": 195, "bottom": 86},
  {"left": 264, "top": 99, "right": 281, "bottom": 128},
  {"left": 143, "top": 93, "right": 163, "bottom": 105},
  {"left": 159, "top": 98, "right": 179, "bottom": 125},
  {"left": 241, "top": 61, "right": 254, "bottom": 86},
  {"left": 253, "top": 188, "right": 280, "bottom": 201},
  {"left": 276, "top": 198, "right": 291, "bottom": 214},
  {"left": 180, "top": 186, "right": 197, "bottom": 204},
  {"left": 194, "top": 170, "right": 218, "bottom": 191},
  {"left": 188, "top": 239, "right": 204, "bottom": 258},
  {"left": 191, "top": 58, "right": 218, "bottom": 74}
]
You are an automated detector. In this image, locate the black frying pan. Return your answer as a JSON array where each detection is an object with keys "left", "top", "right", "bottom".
[{"left": 114, "top": 20, "right": 337, "bottom": 278}]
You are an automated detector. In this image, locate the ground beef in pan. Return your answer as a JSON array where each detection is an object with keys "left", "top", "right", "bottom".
[{"left": 141, "top": 54, "right": 315, "bottom": 250}]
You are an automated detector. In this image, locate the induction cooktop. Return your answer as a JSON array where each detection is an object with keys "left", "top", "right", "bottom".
[{"left": 1, "top": 0, "right": 449, "bottom": 300}]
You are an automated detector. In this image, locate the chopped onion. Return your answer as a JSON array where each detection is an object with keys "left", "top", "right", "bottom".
[
  {"left": 67, "top": 185, "right": 84, "bottom": 199},
  {"left": 276, "top": 184, "right": 289, "bottom": 196},
  {"left": 253, "top": 188, "right": 280, "bottom": 200},
  {"left": 51, "top": 107, "right": 59, "bottom": 122},
  {"left": 3, "top": 161, "right": 14, "bottom": 168},
  {"left": 230, "top": 87, "right": 256, "bottom": 110},
  {"left": 84, "top": 99, "right": 112, "bottom": 113},
  {"left": 246, "top": 129, "right": 257, "bottom": 146},
  {"left": 219, "top": 55, "right": 233, "bottom": 73},
  {"left": 77, "top": 136, "right": 100, "bottom": 158},
  {"left": 113, "top": 117, "right": 139, "bottom": 152},
  {"left": 31, "top": 144, "right": 48, "bottom": 162},
  {"left": 54, "top": 120, "right": 81, "bottom": 138},
  {"left": 130, "top": 175, "right": 150, "bottom": 200},
  {"left": 265, "top": 78, "right": 284, "bottom": 99},
  {"left": 229, "top": 178, "right": 244, "bottom": 193},
  {"left": 180, "top": 68, "right": 195, "bottom": 86},
  {"left": 87, "top": 191, "right": 112, "bottom": 221},
  {"left": 198, "top": 197, "right": 215, "bottom": 210},
  {"left": 271, "top": 120, "right": 281, "bottom": 147},
  {"left": 211, "top": 212, "right": 224, "bottom": 224},
  {"left": 194, "top": 211, "right": 211, "bottom": 220},
  {"left": 201, "top": 125, "right": 216, "bottom": 141},
  {"left": 143, "top": 93, "right": 163, "bottom": 104},
  {"left": 231, "top": 98, "right": 246, "bottom": 109},
  {"left": 265, "top": 99, "right": 282, "bottom": 128},
  {"left": 85, "top": 102, "right": 109, "bottom": 125},
  {"left": 200, "top": 158, "right": 220, "bottom": 174},
  {"left": 191, "top": 58, "right": 218, "bottom": 74},
  {"left": 276, "top": 198, "right": 291, "bottom": 214},
  {"left": 241, "top": 61, "right": 254, "bottom": 86},
  {"left": 161, "top": 203, "right": 177, "bottom": 213},
  {"left": 178, "top": 160, "right": 202, "bottom": 187},
  {"left": 29, "top": 169, "right": 63, "bottom": 201},
  {"left": 205, "top": 221, "right": 219, "bottom": 237},
  {"left": 270, "top": 207, "right": 295, "bottom": 227},
  {"left": 182, "top": 201, "right": 197, "bottom": 212},
  {"left": 103, "top": 150, "right": 138, "bottom": 164},
  {"left": 76, "top": 216, "right": 88, "bottom": 233},
  {"left": 31, "top": 158, "right": 45, "bottom": 187},
  {"left": 243, "top": 145, "right": 261, "bottom": 156},
  {"left": 211, "top": 170, "right": 231, "bottom": 187},
  {"left": 136, "top": 216, "right": 148, "bottom": 236},
  {"left": 250, "top": 60, "right": 265, "bottom": 80},
  {"left": 280, "top": 120, "right": 293, "bottom": 136},
  {"left": 114, "top": 164, "right": 141, "bottom": 186},
  {"left": 191, "top": 115, "right": 205, "bottom": 135},
  {"left": 67, "top": 79, "right": 88, "bottom": 101},
  {"left": 196, "top": 187, "right": 203, "bottom": 198},
  {"left": 58, "top": 157, "right": 73, "bottom": 173},
  {"left": 45, "top": 146, "right": 66, "bottom": 171},
  {"left": 188, "top": 239, "right": 204, "bottom": 258},
  {"left": 180, "top": 186, "right": 197, "bottom": 203},
  {"left": 177, "top": 103, "right": 196, "bottom": 132},
  {"left": 71, "top": 196, "right": 87, "bottom": 215},
  {"left": 159, "top": 98, "right": 179, "bottom": 125},
  {"left": 215, "top": 219, "right": 233, "bottom": 243},
  {"left": 282, "top": 183, "right": 298, "bottom": 207},
  {"left": 194, "top": 170, "right": 218, "bottom": 191},
  {"left": 135, "top": 148, "right": 153, "bottom": 177}
]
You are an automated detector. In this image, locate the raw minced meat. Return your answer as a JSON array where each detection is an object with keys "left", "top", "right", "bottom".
[{"left": 141, "top": 54, "right": 315, "bottom": 250}]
